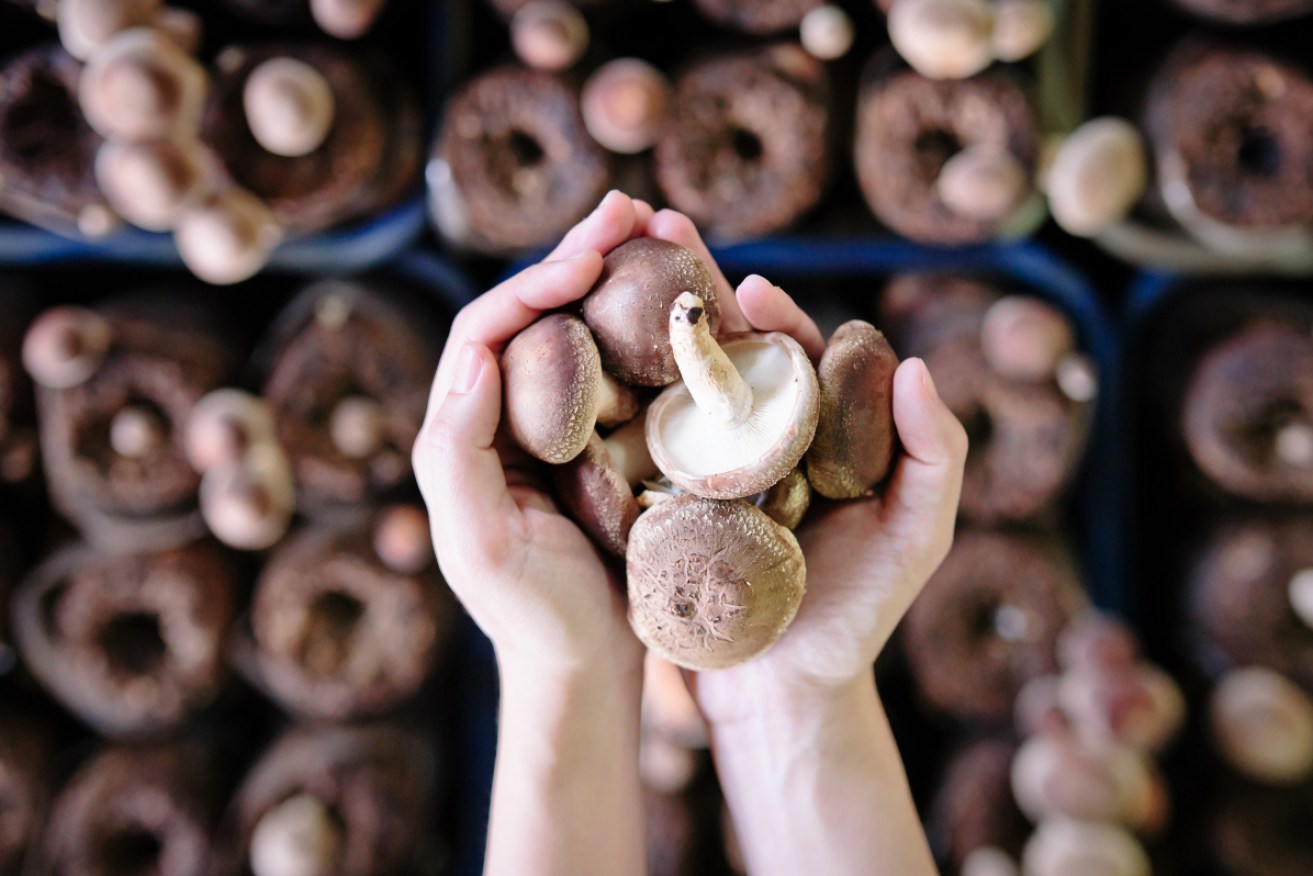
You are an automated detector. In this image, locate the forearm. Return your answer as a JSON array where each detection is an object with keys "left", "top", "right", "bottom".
[
  {"left": 711, "top": 675, "right": 937, "bottom": 876},
  {"left": 486, "top": 656, "right": 646, "bottom": 876}
]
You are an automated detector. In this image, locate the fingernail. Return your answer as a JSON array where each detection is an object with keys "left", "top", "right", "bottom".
[{"left": 452, "top": 344, "right": 484, "bottom": 395}]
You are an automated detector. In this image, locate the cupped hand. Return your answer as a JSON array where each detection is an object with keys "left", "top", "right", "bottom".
[
  {"left": 412, "top": 191, "right": 658, "bottom": 677},
  {"left": 688, "top": 274, "right": 970, "bottom": 726}
]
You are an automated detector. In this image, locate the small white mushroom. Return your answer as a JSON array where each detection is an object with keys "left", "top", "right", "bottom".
[
  {"left": 1045, "top": 118, "right": 1147, "bottom": 237},
  {"left": 990, "top": 0, "right": 1054, "bottom": 63},
  {"left": 243, "top": 58, "right": 337, "bottom": 158},
  {"left": 79, "top": 28, "right": 208, "bottom": 142},
  {"left": 21, "top": 306, "right": 113, "bottom": 390},
  {"left": 109, "top": 404, "right": 165, "bottom": 459},
  {"left": 937, "top": 146, "right": 1028, "bottom": 224},
  {"left": 1210, "top": 667, "right": 1313, "bottom": 784},
  {"left": 151, "top": 5, "right": 204, "bottom": 54},
  {"left": 310, "top": 0, "right": 388, "bottom": 39},
  {"left": 185, "top": 389, "right": 275, "bottom": 473},
  {"left": 979, "top": 296, "right": 1075, "bottom": 383},
  {"left": 1290, "top": 568, "right": 1313, "bottom": 630},
  {"left": 329, "top": 395, "right": 386, "bottom": 460},
  {"left": 510, "top": 0, "right": 589, "bottom": 73},
  {"left": 174, "top": 189, "right": 283, "bottom": 286},
  {"left": 200, "top": 445, "right": 296, "bottom": 550},
  {"left": 372, "top": 505, "right": 433, "bottom": 575},
  {"left": 580, "top": 59, "right": 671, "bottom": 155},
  {"left": 94, "top": 139, "right": 208, "bottom": 232},
  {"left": 799, "top": 5, "right": 855, "bottom": 61},
  {"left": 962, "top": 846, "right": 1020, "bottom": 876},
  {"left": 1021, "top": 818, "right": 1150, "bottom": 876},
  {"left": 249, "top": 793, "right": 342, "bottom": 876},
  {"left": 56, "top": 0, "right": 161, "bottom": 61},
  {"left": 887, "top": 0, "right": 995, "bottom": 81},
  {"left": 1276, "top": 421, "right": 1313, "bottom": 468},
  {"left": 646, "top": 293, "right": 820, "bottom": 500}
]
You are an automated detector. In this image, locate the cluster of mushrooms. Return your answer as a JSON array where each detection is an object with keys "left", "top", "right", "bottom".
[
  {"left": 47, "top": 0, "right": 385, "bottom": 284},
  {"left": 501, "top": 239, "right": 898, "bottom": 670}
]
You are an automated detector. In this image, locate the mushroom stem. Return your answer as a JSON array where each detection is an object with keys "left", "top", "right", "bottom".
[
  {"left": 594, "top": 373, "right": 639, "bottom": 428},
  {"left": 602, "top": 416, "right": 656, "bottom": 487},
  {"left": 109, "top": 404, "right": 164, "bottom": 459},
  {"left": 1290, "top": 568, "right": 1313, "bottom": 631},
  {"left": 669, "top": 292, "right": 753, "bottom": 427},
  {"left": 249, "top": 793, "right": 342, "bottom": 876},
  {"left": 1277, "top": 421, "right": 1313, "bottom": 468}
]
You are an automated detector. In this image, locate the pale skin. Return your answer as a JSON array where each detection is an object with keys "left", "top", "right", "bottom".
[{"left": 413, "top": 191, "right": 966, "bottom": 876}]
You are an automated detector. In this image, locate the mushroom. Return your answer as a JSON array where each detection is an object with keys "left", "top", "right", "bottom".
[
  {"left": 79, "top": 28, "right": 208, "bottom": 142},
  {"left": 1291, "top": 568, "right": 1313, "bottom": 630},
  {"left": 1010, "top": 730, "right": 1158, "bottom": 826},
  {"left": 1021, "top": 819, "right": 1150, "bottom": 876},
  {"left": 94, "top": 139, "right": 208, "bottom": 232},
  {"left": 581, "top": 59, "right": 671, "bottom": 155},
  {"left": 174, "top": 188, "right": 283, "bottom": 286},
  {"left": 510, "top": 0, "right": 589, "bottom": 73},
  {"left": 979, "top": 296, "right": 1076, "bottom": 383},
  {"left": 800, "top": 5, "right": 855, "bottom": 61},
  {"left": 151, "top": 6, "right": 204, "bottom": 54},
  {"left": 372, "top": 505, "right": 433, "bottom": 575},
  {"left": 581, "top": 238, "right": 720, "bottom": 387},
  {"left": 328, "top": 395, "right": 386, "bottom": 460},
  {"left": 310, "top": 0, "right": 388, "bottom": 39},
  {"left": 553, "top": 414, "right": 657, "bottom": 557},
  {"left": 21, "top": 306, "right": 113, "bottom": 390},
  {"left": 1210, "top": 667, "right": 1313, "bottom": 784},
  {"left": 887, "top": 0, "right": 995, "bottom": 82},
  {"left": 805, "top": 320, "right": 899, "bottom": 500},
  {"left": 936, "top": 146, "right": 1028, "bottom": 224},
  {"left": 1058, "top": 663, "right": 1186, "bottom": 755},
  {"left": 243, "top": 57, "right": 337, "bottom": 158},
  {"left": 960, "top": 847, "right": 1020, "bottom": 876},
  {"left": 990, "top": 0, "right": 1054, "bottom": 62},
  {"left": 186, "top": 388, "right": 275, "bottom": 472},
  {"left": 109, "top": 403, "right": 165, "bottom": 459},
  {"left": 1056, "top": 613, "right": 1138, "bottom": 672},
  {"left": 56, "top": 0, "right": 161, "bottom": 61},
  {"left": 754, "top": 466, "right": 811, "bottom": 530},
  {"left": 501, "top": 313, "right": 638, "bottom": 464},
  {"left": 626, "top": 493, "right": 806, "bottom": 671},
  {"left": 248, "top": 793, "right": 342, "bottom": 876},
  {"left": 200, "top": 445, "right": 296, "bottom": 550},
  {"left": 1045, "top": 117, "right": 1147, "bottom": 237},
  {"left": 647, "top": 293, "right": 819, "bottom": 500}
]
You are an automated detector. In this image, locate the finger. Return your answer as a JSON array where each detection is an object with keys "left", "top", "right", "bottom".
[
  {"left": 428, "top": 251, "right": 604, "bottom": 413},
  {"left": 547, "top": 189, "right": 638, "bottom": 260},
  {"left": 413, "top": 343, "right": 524, "bottom": 575},
  {"left": 645, "top": 209, "right": 749, "bottom": 333},
  {"left": 632, "top": 198, "right": 655, "bottom": 234},
  {"left": 879, "top": 358, "right": 968, "bottom": 576},
  {"left": 734, "top": 274, "right": 825, "bottom": 362}
]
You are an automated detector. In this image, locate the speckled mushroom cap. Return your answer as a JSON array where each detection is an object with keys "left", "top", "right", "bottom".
[
  {"left": 806, "top": 320, "right": 899, "bottom": 499},
  {"left": 755, "top": 465, "right": 811, "bottom": 529},
  {"left": 503, "top": 313, "right": 636, "bottom": 464},
  {"left": 646, "top": 302, "right": 820, "bottom": 500},
  {"left": 552, "top": 430, "right": 643, "bottom": 557},
  {"left": 626, "top": 494, "right": 806, "bottom": 671},
  {"left": 581, "top": 238, "right": 720, "bottom": 387}
]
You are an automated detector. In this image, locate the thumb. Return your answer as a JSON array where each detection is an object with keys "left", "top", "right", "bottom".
[
  {"left": 879, "top": 358, "right": 968, "bottom": 577},
  {"left": 412, "top": 343, "right": 520, "bottom": 570}
]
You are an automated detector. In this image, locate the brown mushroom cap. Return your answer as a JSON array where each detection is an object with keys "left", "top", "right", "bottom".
[
  {"left": 502, "top": 313, "right": 636, "bottom": 464},
  {"left": 754, "top": 466, "right": 811, "bottom": 529},
  {"left": 626, "top": 494, "right": 806, "bottom": 671},
  {"left": 647, "top": 295, "right": 820, "bottom": 500},
  {"left": 79, "top": 28, "right": 207, "bottom": 142},
  {"left": 553, "top": 417, "right": 655, "bottom": 556},
  {"left": 581, "top": 238, "right": 720, "bottom": 387},
  {"left": 805, "top": 320, "right": 899, "bottom": 499}
]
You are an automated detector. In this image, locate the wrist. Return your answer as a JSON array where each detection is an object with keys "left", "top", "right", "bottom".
[
  {"left": 498, "top": 644, "right": 644, "bottom": 713},
  {"left": 707, "top": 672, "right": 878, "bottom": 750}
]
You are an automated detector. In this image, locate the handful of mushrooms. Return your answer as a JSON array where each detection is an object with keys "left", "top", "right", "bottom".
[{"left": 501, "top": 239, "right": 899, "bottom": 670}]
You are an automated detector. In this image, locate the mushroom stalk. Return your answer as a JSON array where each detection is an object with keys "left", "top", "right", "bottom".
[
  {"left": 594, "top": 373, "right": 638, "bottom": 428},
  {"left": 602, "top": 416, "right": 655, "bottom": 487},
  {"left": 669, "top": 292, "right": 753, "bottom": 427}
]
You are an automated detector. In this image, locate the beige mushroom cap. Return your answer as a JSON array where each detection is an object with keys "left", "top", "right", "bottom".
[
  {"left": 1046, "top": 117, "right": 1147, "bottom": 238},
  {"left": 249, "top": 793, "right": 342, "bottom": 876},
  {"left": 95, "top": 139, "right": 208, "bottom": 232},
  {"left": 979, "top": 296, "right": 1075, "bottom": 383},
  {"left": 243, "top": 57, "right": 337, "bottom": 158},
  {"left": 887, "top": 0, "right": 995, "bottom": 81},
  {"left": 581, "top": 59, "right": 672, "bottom": 155},
  {"left": 372, "top": 505, "right": 433, "bottom": 575},
  {"left": 626, "top": 494, "right": 806, "bottom": 671},
  {"left": 186, "top": 388, "right": 275, "bottom": 472},
  {"left": 581, "top": 238, "right": 720, "bottom": 387},
  {"left": 805, "top": 320, "right": 899, "bottom": 499},
  {"left": 502, "top": 314, "right": 637, "bottom": 464},
  {"left": 510, "top": 0, "right": 589, "bottom": 73},
  {"left": 991, "top": 0, "right": 1054, "bottom": 62},
  {"left": 200, "top": 445, "right": 296, "bottom": 550},
  {"left": 755, "top": 466, "right": 811, "bottom": 530},
  {"left": 1022, "top": 819, "right": 1150, "bottom": 876},
  {"left": 79, "top": 28, "right": 208, "bottom": 142},
  {"left": 310, "top": 0, "right": 387, "bottom": 39},
  {"left": 57, "top": 0, "right": 161, "bottom": 61},
  {"left": 1210, "top": 667, "right": 1313, "bottom": 784},
  {"left": 800, "top": 5, "right": 855, "bottom": 61},
  {"left": 21, "top": 306, "right": 113, "bottom": 390},
  {"left": 175, "top": 189, "right": 283, "bottom": 285}
]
